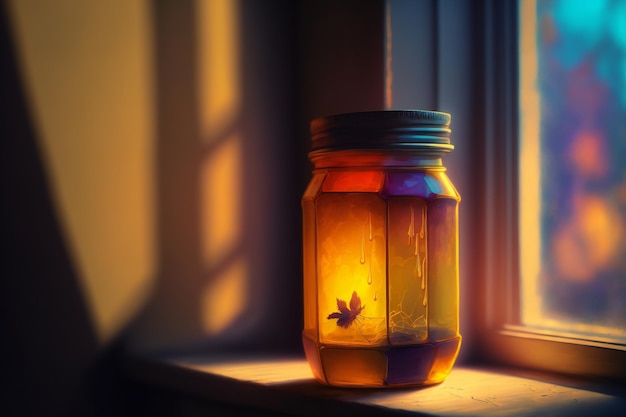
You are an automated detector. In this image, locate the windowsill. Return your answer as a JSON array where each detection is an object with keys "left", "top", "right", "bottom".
[{"left": 126, "top": 353, "right": 626, "bottom": 416}]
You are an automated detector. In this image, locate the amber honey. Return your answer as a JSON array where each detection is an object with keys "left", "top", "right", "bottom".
[{"left": 303, "top": 330, "right": 461, "bottom": 387}]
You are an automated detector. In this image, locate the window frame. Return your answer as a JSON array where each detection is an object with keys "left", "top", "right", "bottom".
[{"left": 474, "top": 0, "right": 626, "bottom": 381}]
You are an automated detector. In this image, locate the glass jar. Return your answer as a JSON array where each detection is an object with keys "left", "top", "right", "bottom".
[{"left": 302, "top": 110, "right": 461, "bottom": 387}]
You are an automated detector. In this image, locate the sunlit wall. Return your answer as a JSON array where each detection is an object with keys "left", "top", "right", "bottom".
[{"left": 7, "top": 0, "right": 155, "bottom": 344}]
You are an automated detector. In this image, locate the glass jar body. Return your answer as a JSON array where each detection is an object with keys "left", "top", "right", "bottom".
[{"left": 302, "top": 151, "right": 461, "bottom": 387}]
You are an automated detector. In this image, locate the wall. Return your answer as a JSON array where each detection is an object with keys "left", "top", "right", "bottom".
[{"left": 2, "top": 0, "right": 305, "bottom": 413}]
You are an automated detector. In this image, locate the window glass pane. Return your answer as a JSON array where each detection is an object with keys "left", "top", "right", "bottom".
[{"left": 519, "top": 0, "right": 626, "bottom": 341}]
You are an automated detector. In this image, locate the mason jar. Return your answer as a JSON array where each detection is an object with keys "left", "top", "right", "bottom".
[{"left": 302, "top": 110, "right": 461, "bottom": 387}]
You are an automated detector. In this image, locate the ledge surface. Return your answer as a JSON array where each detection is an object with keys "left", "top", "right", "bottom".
[{"left": 126, "top": 354, "right": 626, "bottom": 416}]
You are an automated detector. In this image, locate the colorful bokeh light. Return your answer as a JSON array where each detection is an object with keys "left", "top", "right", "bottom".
[{"left": 520, "top": 0, "right": 626, "bottom": 339}]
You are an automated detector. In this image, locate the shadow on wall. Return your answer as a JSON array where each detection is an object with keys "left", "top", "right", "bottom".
[
  {"left": 127, "top": 0, "right": 304, "bottom": 354},
  {"left": 0, "top": 3, "right": 98, "bottom": 415}
]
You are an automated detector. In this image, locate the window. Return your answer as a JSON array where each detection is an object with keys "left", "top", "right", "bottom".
[
  {"left": 479, "top": 0, "right": 626, "bottom": 379},
  {"left": 520, "top": 0, "right": 626, "bottom": 343}
]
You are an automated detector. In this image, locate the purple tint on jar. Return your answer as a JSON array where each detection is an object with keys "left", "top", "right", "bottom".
[
  {"left": 385, "top": 344, "right": 436, "bottom": 385},
  {"left": 383, "top": 172, "right": 441, "bottom": 199}
]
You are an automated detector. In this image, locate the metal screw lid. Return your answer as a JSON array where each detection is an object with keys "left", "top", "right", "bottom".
[{"left": 310, "top": 110, "right": 453, "bottom": 154}]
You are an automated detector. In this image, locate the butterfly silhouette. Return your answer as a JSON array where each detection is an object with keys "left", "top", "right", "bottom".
[{"left": 327, "top": 291, "right": 365, "bottom": 328}]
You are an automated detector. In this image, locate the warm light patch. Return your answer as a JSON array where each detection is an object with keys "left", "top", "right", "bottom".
[
  {"left": 202, "top": 259, "right": 248, "bottom": 335},
  {"left": 198, "top": 0, "right": 240, "bottom": 140},
  {"left": 552, "top": 195, "right": 623, "bottom": 282},
  {"left": 201, "top": 135, "right": 242, "bottom": 265},
  {"left": 179, "top": 358, "right": 313, "bottom": 385}
]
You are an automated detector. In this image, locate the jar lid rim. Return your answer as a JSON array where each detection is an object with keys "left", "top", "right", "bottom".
[
  {"left": 310, "top": 110, "right": 452, "bottom": 153},
  {"left": 311, "top": 110, "right": 450, "bottom": 132}
]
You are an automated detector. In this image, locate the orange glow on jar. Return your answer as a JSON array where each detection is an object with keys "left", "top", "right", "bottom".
[{"left": 302, "top": 110, "right": 461, "bottom": 387}]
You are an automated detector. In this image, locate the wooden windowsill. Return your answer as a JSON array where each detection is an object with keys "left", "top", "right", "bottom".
[{"left": 126, "top": 353, "right": 626, "bottom": 416}]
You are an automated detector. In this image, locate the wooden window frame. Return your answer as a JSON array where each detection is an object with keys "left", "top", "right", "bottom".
[{"left": 472, "top": 0, "right": 626, "bottom": 381}]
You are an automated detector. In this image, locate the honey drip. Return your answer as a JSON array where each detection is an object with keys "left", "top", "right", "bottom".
[
  {"left": 422, "top": 256, "right": 428, "bottom": 306},
  {"left": 360, "top": 225, "right": 366, "bottom": 264},
  {"left": 407, "top": 205, "right": 415, "bottom": 245},
  {"left": 415, "top": 234, "right": 421, "bottom": 277}
]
